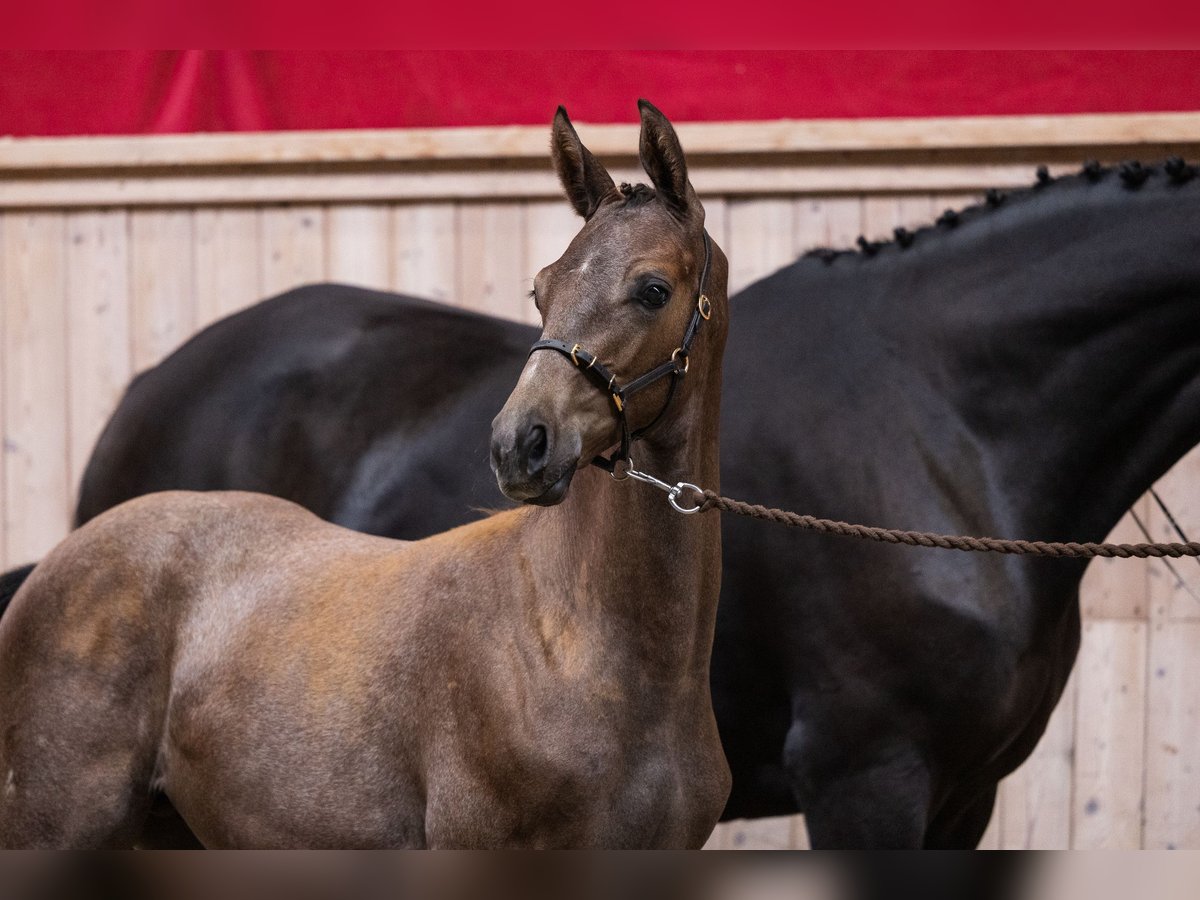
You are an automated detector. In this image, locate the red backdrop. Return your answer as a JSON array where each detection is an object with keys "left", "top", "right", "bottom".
[{"left": 2, "top": 50, "right": 1199, "bottom": 137}]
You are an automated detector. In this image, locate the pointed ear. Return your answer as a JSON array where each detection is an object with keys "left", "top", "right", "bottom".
[
  {"left": 551, "top": 106, "right": 617, "bottom": 219},
  {"left": 637, "top": 99, "right": 697, "bottom": 219}
]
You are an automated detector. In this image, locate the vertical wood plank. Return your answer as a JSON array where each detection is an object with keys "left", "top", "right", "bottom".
[
  {"left": 1080, "top": 499, "right": 1152, "bottom": 619},
  {"left": 391, "top": 203, "right": 457, "bottom": 303},
  {"left": 2, "top": 213, "right": 70, "bottom": 564},
  {"left": 457, "top": 203, "right": 526, "bottom": 321},
  {"left": 194, "top": 207, "right": 262, "bottom": 327},
  {"left": 1147, "top": 445, "right": 1200, "bottom": 621},
  {"left": 861, "top": 195, "right": 936, "bottom": 242},
  {"left": 65, "top": 210, "right": 131, "bottom": 491},
  {"left": 727, "top": 199, "right": 796, "bottom": 295},
  {"left": 1072, "top": 620, "right": 1147, "bottom": 848},
  {"left": 522, "top": 200, "right": 578, "bottom": 326},
  {"left": 793, "top": 196, "right": 863, "bottom": 254},
  {"left": 326, "top": 204, "right": 391, "bottom": 290},
  {"left": 726, "top": 815, "right": 795, "bottom": 850},
  {"left": 130, "top": 210, "right": 195, "bottom": 371},
  {"left": 998, "top": 671, "right": 1077, "bottom": 848},
  {"left": 260, "top": 205, "right": 326, "bottom": 297},
  {"left": 1144, "top": 619, "right": 1200, "bottom": 848}
]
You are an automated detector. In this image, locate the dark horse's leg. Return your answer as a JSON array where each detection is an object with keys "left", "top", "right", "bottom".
[
  {"left": 924, "top": 784, "right": 999, "bottom": 849},
  {"left": 789, "top": 728, "right": 933, "bottom": 849}
]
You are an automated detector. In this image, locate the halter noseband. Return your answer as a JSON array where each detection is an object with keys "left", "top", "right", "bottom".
[{"left": 527, "top": 230, "right": 713, "bottom": 474}]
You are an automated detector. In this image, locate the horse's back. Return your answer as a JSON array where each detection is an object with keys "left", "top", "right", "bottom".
[{"left": 75, "top": 285, "right": 534, "bottom": 535}]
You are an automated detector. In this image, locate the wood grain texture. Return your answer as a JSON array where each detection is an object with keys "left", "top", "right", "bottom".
[
  {"left": 326, "top": 204, "right": 391, "bottom": 290},
  {"left": 65, "top": 210, "right": 130, "bottom": 490},
  {"left": 1144, "top": 620, "right": 1200, "bottom": 848},
  {"left": 457, "top": 203, "right": 526, "bottom": 320},
  {"left": 727, "top": 199, "right": 797, "bottom": 296},
  {"left": 391, "top": 203, "right": 457, "bottom": 303},
  {"left": 194, "top": 207, "right": 262, "bottom": 326},
  {"left": 3, "top": 113, "right": 1196, "bottom": 171},
  {"left": 260, "top": 205, "right": 326, "bottom": 297},
  {"left": 1148, "top": 446, "right": 1200, "bottom": 622},
  {"left": 1081, "top": 501, "right": 1152, "bottom": 620},
  {"left": 1, "top": 212, "right": 70, "bottom": 563},
  {"left": 130, "top": 210, "right": 196, "bottom": 372},
  {"left": 1072, "top": 620, "right": 1148, "bottom": 848},
  {"left": 522, "top": 200, "right": 578, "bottom": 327}
]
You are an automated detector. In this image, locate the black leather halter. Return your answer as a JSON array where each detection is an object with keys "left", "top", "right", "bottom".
[{"left": 528, "top": 230, "right": 713, "bottom": 474}]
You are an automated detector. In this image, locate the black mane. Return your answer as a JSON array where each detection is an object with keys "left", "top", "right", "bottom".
[{"left": 805, "top": 158, "right": 1199, "bottom": 264}]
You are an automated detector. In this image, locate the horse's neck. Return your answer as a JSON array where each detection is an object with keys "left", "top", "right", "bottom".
[
  {"left": 899, "top": 179, "right": 1200, "bottom": 541},
  {"left": 523, "top": 379, "right": 723, "bottom": 683}
]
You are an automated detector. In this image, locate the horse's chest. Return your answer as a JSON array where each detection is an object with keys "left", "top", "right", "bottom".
[
  {"left": 424, "top": 712, "right": 723, "bottom": 848},
  {"left": 425, "top": 747, "right": 689, "bottom": 848}
]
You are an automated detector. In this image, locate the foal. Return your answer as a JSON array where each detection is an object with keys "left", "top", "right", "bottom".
[{"left": 0, "top": 101, "right": 731, "bottom": 849}]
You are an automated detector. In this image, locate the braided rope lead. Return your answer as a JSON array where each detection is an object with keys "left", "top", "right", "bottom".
[{"left": 696, "top": 490, "right": 1200, "bottom": 560}]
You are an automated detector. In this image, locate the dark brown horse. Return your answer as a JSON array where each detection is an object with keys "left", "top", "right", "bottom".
[{"left": 0, "top": 102, "right": 731, "bottom": 849}]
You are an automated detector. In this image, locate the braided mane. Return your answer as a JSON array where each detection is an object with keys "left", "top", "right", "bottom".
[{"left": 804, "top": 158, "right": 1199, "bottom": 264}]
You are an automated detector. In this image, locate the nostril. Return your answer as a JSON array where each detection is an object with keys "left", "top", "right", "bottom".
[{"left": 521, "top": 423, "right": 549, "bottom": 476}]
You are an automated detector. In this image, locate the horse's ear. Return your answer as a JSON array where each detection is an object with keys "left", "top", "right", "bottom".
[
  {"left": 637, "top": 99, "right": 697, "bottom": 219},
  {"left": 551, "top": 106, "right": 617, "bottom": 219}
]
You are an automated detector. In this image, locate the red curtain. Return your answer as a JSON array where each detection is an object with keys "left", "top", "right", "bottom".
[{"left": 2, "top": 50, "right": 1198, "bottom": 137}]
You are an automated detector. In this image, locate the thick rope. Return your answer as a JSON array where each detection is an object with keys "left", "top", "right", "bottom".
[{"left": 697, "top": 490, "right": 1200, "bottom": 559}]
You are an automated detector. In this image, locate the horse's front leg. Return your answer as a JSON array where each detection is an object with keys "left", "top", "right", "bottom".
[{"left": 787, "top": 729, "right": 933, "bottom": 849}]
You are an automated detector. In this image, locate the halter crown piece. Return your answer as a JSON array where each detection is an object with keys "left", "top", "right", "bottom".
[{"left": 528, "top": 230, "right": 713, "bottom": 474}]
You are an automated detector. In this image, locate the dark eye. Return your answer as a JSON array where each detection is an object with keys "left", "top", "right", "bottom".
[{"left": 637, "top": 282, "right": 671, "bottom": 309}]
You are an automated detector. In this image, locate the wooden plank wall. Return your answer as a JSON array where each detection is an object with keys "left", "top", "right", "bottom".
[{"left": 1, "top": 119, "right": 1198, "bottom": 849}]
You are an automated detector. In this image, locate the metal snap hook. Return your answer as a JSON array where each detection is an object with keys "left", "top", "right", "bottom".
[{"left": 668, "top": 482, "right": 704, "bottom": 515}]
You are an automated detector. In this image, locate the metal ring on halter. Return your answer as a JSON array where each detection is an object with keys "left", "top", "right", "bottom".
[
  {"left": 668, "top": 482, "right": 704, "bottom": 515},
  {"left": 698, "top": 295, "right": 712, "bottom": 320},
  {"left": 671, "top": 348, "right": 689, "bottom": 374},
  {"left": 610, "top": 456, "right": 633, "bottom": 481}
]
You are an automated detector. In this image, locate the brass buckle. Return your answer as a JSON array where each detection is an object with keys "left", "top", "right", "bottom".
[
  {"left": 671, "top": 347, "right": 689, "bottom": 374},
  {"left": 570, "top": 343, "right": 583, "bottom": 367},
  {"left": 698, "top": 294, "right": 712, "bottom": 320},
  {"left": 612, "top": 393, "right": 625, "bottom": 412}
]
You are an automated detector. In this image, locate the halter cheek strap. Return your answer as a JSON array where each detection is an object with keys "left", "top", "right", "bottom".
[{"left": 527, "top": 229, "right": 713, "bottom": 473}]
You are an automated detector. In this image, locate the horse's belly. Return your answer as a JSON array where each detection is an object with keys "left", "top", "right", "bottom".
[
  {"left": 162, "top": 750, "right": 425, "bottom": 848},
  {"left": 159, "top": 685, "right": 424, "bottom": 847}
]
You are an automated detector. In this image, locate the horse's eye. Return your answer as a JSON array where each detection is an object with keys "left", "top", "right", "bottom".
[{"left": 638, "top": 283, "right": 671, "bottom": 309}]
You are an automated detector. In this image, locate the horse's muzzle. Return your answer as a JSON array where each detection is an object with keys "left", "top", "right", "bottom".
[{"left": 490, "top": 414, "right": 579, "bottom": 505}]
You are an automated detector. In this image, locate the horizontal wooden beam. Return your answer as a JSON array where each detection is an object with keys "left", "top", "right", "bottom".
[
  {"left": 1, "top": 113, "right": 1197, "bottom": 208},
  {"left": 2, "top": 112, "right": 1198, "bottom": 171}
]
